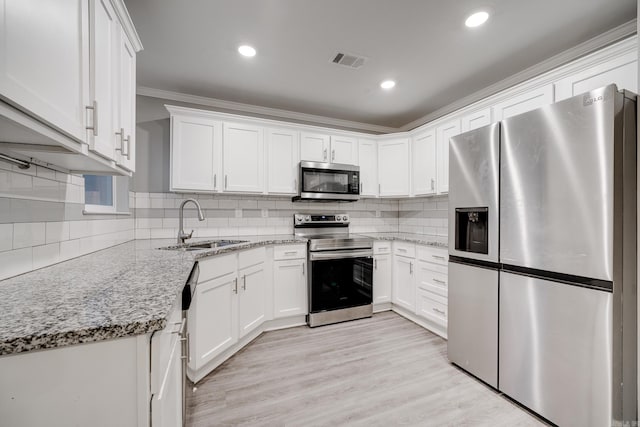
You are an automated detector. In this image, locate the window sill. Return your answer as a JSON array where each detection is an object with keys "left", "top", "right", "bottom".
[{"left": 83, "top": 209, "right": 131, "bottom": 216}]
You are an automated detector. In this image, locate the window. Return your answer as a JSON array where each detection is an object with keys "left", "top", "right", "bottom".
[{"left": 83, "top": 175, "right": 129, "bottom": 214}]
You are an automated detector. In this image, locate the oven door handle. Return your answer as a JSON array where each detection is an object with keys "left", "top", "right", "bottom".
[{"left": 309, "top": 250, "right": 373, "bottom": 261}]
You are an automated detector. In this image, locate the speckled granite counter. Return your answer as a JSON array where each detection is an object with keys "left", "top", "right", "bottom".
[
  {"left": 0, "top": 235, "right": 306, "bottom": 356},
  {"left": 357, "top": 232, "right": 448, "bottom": 248}
]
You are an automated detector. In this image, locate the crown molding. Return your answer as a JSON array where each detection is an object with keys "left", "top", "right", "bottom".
[
  {"left": 398, "top": 19, "right": 637, "bottom": 131},
  {"left": 136, "top": 87, "right": 398, "bottom": 134},
  {"left": 112, "top": 0, "right": 143, "bottom": 52}
]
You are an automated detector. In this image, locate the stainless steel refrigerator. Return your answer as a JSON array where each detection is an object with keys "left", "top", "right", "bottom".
[{"left": 448, "top": 84, "right": 637, "bottom": 426}]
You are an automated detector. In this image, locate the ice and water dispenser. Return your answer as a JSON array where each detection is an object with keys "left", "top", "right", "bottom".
[{"left": 455, "top": 207, "right": 489, "bottom": 254}]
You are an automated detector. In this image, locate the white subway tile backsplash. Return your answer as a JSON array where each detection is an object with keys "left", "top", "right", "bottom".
[
  {"left": 0, "top": 224, "right": 13, "bottom": 252},
  {"left": 0, "top": 247, "right": 33, "bottom": 280},
  {"left": 45, "top": 221, "right": 70, "bottom": 244},
  {"left": 13, "top": 222, "right": 46, "bottom": 249},
  {"left": 33, "top": 243, "right": 61, "bottom": 270}
]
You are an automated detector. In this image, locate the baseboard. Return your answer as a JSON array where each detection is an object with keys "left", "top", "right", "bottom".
[{"left": 391, "top": 304, "right": 448, "bottom": 339}]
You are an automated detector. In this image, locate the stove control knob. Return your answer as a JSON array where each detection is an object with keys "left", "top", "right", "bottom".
[
  {"left": 295, "top": 215, "right": 302, "bottom": 223},
  {"left": 343, "top": 215, "right": 349, "bottom": 222},
  {"left": 305, "top": 215, "right": 311, "bottom": 222}
]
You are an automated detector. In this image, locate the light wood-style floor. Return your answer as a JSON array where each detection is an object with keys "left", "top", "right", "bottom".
[{"left": 186, "top": 311, "right": 546, "bottom": 427}]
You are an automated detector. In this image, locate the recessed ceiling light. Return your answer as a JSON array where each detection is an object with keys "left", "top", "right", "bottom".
[
  {"left": 238, "top": 45, "right": 256, "bottom": 57},
  {"left": 380, "top": 80, "right": 396, "bottom": 89},
  {"left": 465, "top": 11, "right": 489, "bottom": 28}
]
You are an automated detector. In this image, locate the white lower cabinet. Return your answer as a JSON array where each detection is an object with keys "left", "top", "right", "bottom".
[
  {"left": 392, "top": 243, "right": 416, "bottom": 312},
  {"left": 151, "top": 297, "right": 183, "bottom": 427},
  {"left": 273, "top": 244, "right": 308, "bottom": 318},
  {"left": 238, "top": 262, "right": 267, "bottom": 338},
  {"left": 413, "top": 246, "right": 449, "bottom": 337},
  {"left": 188, "top": 249, "right": 268, "bottom": 375},
  {"left": 189, "top": 270, "right": 238, "bottom": 371},
  {"left": 373, "top": 241, "right": 392, "bottom": 305}
]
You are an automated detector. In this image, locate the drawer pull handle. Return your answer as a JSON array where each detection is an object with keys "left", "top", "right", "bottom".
[
  {"left": 433, "top": 278, "right": 446, "bottom": 285},
  {"left": 397, "top": 248, "right": 407, "bottom": 252},
  {"left": 284, "top": 251, "right": 297, "bottom": 255},
  {"left": 432, "top": 255, "right": 446, "bottom": 260},
  {"left": 432, "top": 308, "right": 446, "bottom": 315}
]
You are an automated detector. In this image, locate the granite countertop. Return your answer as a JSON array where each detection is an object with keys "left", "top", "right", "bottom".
[
  {"left": 358, "top": 232, "right": 448, "bottom": 248},
  {"left": 0, "top": 235, "right": 306, "bottom": 356}
]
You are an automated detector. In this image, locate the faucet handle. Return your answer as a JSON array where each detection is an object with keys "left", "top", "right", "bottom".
[{"left": 187, "top": 230, "right": 194, "bottom": 239}]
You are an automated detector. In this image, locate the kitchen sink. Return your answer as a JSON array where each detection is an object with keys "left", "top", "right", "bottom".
[{"left": 160, "top": 239, "right": 249, "bottom": 251}]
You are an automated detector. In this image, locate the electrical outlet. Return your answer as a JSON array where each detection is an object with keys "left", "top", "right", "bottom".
[
  {"left": 235, "top": 208, "right": 242, "bottom": 218},
  {"left": 261, "top": 208, "right": 268, "bottom": 218}
]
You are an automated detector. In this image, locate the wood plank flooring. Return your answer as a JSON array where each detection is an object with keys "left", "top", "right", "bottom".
[{"left": 186, "top": 311, "right": 546, "bottom": 427}]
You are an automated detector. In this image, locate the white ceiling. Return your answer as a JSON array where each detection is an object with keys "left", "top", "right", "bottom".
[{"left": 125, "top": 0, "right": 636, "bottom": 130}]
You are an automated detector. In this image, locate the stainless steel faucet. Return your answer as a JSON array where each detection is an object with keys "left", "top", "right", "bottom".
[{"left": 178, "top": 198, "right": 205, "bottom": 244}]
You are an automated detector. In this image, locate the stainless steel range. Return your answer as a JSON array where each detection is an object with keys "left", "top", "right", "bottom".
[{"left": 294, "top": 213, "right": 373, "bottom": 327}]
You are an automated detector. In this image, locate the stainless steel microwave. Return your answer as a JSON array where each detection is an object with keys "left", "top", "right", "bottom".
[{"left": 292, "top": 161, "right": 360, "bottom": 202}]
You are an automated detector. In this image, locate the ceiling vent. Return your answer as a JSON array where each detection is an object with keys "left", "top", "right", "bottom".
[{"left": 331, "top": 52, "right": 367, "bottom": 69}]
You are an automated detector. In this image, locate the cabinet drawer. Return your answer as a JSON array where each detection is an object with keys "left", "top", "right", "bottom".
[
  {"left": 416, "top": 245, "right": 448, "bottom": 265},
  {"left": 417, "top": 288, "right": 448, "bottom": 323},
  {"left": 238, "top": 247, "right": 266, "bottom": 269},
  {"left": 273, "top": 244, "right": 307, "bottom": 260},
  {"left": 198, "top": 253, "right": 236, "bottom": 282},
  {"left": 393, "top": 242, "right": 415, "bottom": 258},
  {"left": 374, "top": 241, "right": 392, "bottom": 255}
]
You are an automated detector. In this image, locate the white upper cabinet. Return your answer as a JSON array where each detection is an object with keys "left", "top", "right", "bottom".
[
  {"left": 0, "top": 0, "right": 141, "bottom": 175},
  {"left": 378, "top": 137, "right": 410, "bottom": 197},
  {"left": 492, "top": 84, "right": 554, "bottom": 121},
  {"left": 554, "top": 49, "right": 638, "bottom": 102},
  {"left": 461, "top": 108, "right": 491, "bottom": 132},
  {"left": 170, "top": 113, "right": 222, "bottom": 192},
  {"left": 436, "top": 119, "right": 460, "bottom": 194},
  {"left": 330, "top": 135, "right": 358, "bottom": 164},
  {"left": 267, "top": 127, "right": 299, "bottom": 194},
  {"left": 223, "top": 122, "right": 264, "bottom": 193},
  {"left": 88, "top": 0, "right": 117, "bottom": 160},
  {"left": 0, "top": 0, "right": 89, "bottom": 143},
  {"left": 411, "top": 129, "right": 437, "bottom": 196},
  {"left": 358, "top": 138, "right": 378, "bottom": 197},
  {"left": 300, "top": 131, "right": 330, "bottom": 162},
  {"left": 113, "top": 24, "right": 136, "bottom": 172},
  {"left": 300, "top": 132, "right": 358, "bottom": 165}
]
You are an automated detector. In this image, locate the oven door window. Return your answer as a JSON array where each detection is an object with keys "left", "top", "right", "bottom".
[
  {"left": 302, "top": 169, "right": 358, "bottom": 195},
  {"left": 310, "top": 257, "right": 373, "bottom": 312}
]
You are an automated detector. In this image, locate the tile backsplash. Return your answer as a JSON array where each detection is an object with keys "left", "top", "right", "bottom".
[
  {"left": 132, "top": 192, "right": 401, "bottom": 239},
  {"left": 0, "top": 163, "right": 134, "bottom": 280},
  {"left": 0, "top": 158, "right": 450, "bottom": 281}
]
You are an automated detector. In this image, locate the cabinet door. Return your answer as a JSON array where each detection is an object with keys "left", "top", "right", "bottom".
[
  {"left": 151, "top": 324, "right": 182, "bottom": 427},
  {"left": 436, "top": 119, "right": 460, "bottom": 194},
  {"left": 223, "top": 122, "right": 264, "bottom": 193},
  {"left": 411, "top": 129, "right": 437, "bottom": 196},
  {"left": 300, "top": 132, "right": 330, "bottom": 162},
  {"left": 0, "top": 0, "right": 89, "bottom": 142},
  {"left": 267, "top": 128, "right": 299, "bottom": 194},
  {"left": 378, "top": 138, "right": 410, "bottom": 197},
  {"left": 492, "top": 84, "right": 554, "bottom": 121},
  {"left": 114, "top": 27, "right": 136, "bottom": 172},
  {"left": 238, "top": 263, "right": 267, "bottom": 338},
  {"left": 358, "top": 138, "right": 378, "bottom": 197},
  {"left": 461, "top": 108, "right": 491, "bottom": 132},
  {"left": 273, "top": 259, "right": 308, "bottom": 318},
  {"left": 554, "top": 50, "right": 637, "bottom": 101},
  {"left": 373, "top": 254, "right": 391, "bottom": 305},
  {"left": 171, "top": 115, "right": 221, "bottom": 192},
  {"left": 88, "top": 0, "right": 118, "bottom": 160},
  {"left": 330, "top": 135, "right": 358, "bottom": 164},
  {"left": 392, "top": 255, "right": 415, "bottom": 311},
  {"left": 188, "top": 272, "right": 238, "bottom": 371}
]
